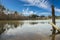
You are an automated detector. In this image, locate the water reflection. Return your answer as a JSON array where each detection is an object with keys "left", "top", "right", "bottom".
[
  {"left": 29, "top": 22, "right": 38, "bottom": 25},
  {"left": 29, "top": 22, "right": 49, "bottom": 25},
  {"left": 0, "top": 22, "right": 7, "bottom": 35},
  {"left": 8, "top": 21, "right": 23, "bottom": 28},
  {"left": 0, "top": 20, "right": 60, "bottom": 40},
  {"left": 51, "top": 30, "right": 60, "bottom": 40},
  {"left": 0, "top": 21, "right": 24, "bottom": 35}
]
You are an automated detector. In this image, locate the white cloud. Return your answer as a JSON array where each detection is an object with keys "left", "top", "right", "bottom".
[
  {"left": 19, "top": 0, "right": 60, "bottom": 16},
  {"left": 20, "top": 0, "right": 49, "bottom": 9},
  {"left": 3, "top": 10, "right": 14, "bottom": 14},
  {"left": 55, "top": 8, "right": 60, "bottom": 12},
  {"left": 22, "top": 7, "right": 52, "bottom": 16},
  {"left": 22, "top": 8, "right": 51, "bottom": 16},
  {"left": 22, "top": 8, "right": 37, "bottom": 16},
  {"left": 39, "top": 12, "right": 51, "bottom": 16}
]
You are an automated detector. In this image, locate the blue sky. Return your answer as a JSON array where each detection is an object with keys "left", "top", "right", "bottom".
[{"left": 1, "top": 0, "right": 60, "bottom": 16}]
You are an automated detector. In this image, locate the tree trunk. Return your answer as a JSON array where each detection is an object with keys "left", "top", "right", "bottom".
[{"left": 51, "top": 5, "right": 56, "bottom": 40}]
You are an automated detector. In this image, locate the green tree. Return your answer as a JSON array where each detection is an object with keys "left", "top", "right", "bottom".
[
  {"left": 14, "top": 11, "right": 18, "bottom": 14},
  {"left": 29, "top": 14, "right": 39, "bottom": 18},
  {"left": 0, "top": 4, "right": 6, "bottom": 11}
]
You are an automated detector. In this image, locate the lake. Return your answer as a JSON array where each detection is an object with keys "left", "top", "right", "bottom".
[{"left": 0, "top": 19, "right": 60, "bottom": 40}]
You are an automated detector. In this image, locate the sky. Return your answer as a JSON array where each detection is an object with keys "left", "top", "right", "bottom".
[{"left": 0, "top": 0, "right": 60, "bottom": 16}]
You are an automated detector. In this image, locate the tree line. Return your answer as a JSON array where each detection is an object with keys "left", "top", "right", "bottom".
[{"left": 0, "top": 4, "right": 60, "bottom": 20}]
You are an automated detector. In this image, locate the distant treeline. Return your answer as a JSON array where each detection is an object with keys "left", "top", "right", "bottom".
[{"left": 0, "top": 4, "right": 60, "bottom": 20}]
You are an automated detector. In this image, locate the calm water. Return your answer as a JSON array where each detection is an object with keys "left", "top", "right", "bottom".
[{"left": 0, "top": 20, "right": 60, "bottom": 40}]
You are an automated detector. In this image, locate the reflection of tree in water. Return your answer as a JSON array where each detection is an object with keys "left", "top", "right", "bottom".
[
  {"left": 8, "top": 21, "right": 24, "bottom": 28},
  {"left": 29, "top": 22, "right": 38, "bottom": 25},
  {"left": 0, "top": 21, "right": 24, "bottom": 35},
  {"left": 50, "top": 30, "right": 60, "bottom": 40},
  {"left": 0, "top": 22, "right": 7, "bottom": 35}
]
